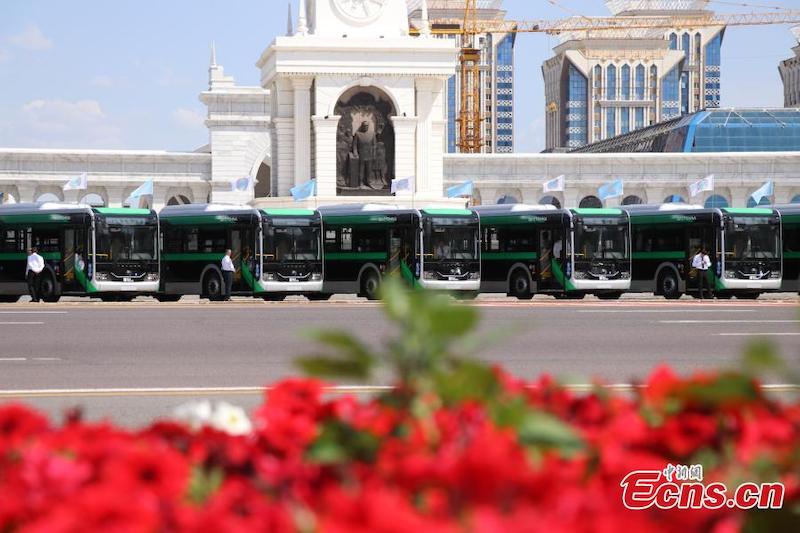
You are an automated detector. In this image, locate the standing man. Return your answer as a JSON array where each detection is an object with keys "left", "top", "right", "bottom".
[
  {"left": 221, "top": 249, "right": 235, "bottom": 302},
  {"left": 26, "top": 247, "right": 45, "bottom": 302},
  {"left": 691, "top": 247, "right": 710, "bottom": 299}
]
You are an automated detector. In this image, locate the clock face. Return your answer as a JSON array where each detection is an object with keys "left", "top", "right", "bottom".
[{"left": 333, "top": 0, "right": 388, "bottom": 23}]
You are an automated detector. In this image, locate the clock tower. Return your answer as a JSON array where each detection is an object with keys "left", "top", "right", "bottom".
[{"left": 255, "top": 0, "right": 459, "bottom": 207}]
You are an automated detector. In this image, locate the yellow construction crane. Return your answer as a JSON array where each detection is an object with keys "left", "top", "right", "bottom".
[{"left": 422, "top": 1, "right": 800, "bottom": 153}]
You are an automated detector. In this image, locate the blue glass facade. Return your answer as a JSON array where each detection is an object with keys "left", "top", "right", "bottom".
[
  {"left": 635, "top": 107, "right": 645, "bottom": 129},
  {"left": 661, "top": 66, "right": 680, "bottom": 120},
  {"left": 606, "top": 65, "right": 617, "bottom": 101},
  {"left": 565, "top": 64, "right": 588, "bottom": 148},
  {"left": 635, "top": 65, "right": 645, "bottom": 100},
  {"left": 621, "top": 108, "right": 630, "bottom": 134},
  {"left": 621, "top": 65, "right": 630, "bottom": 100},
  {"left": 704, "top": 33, "right": 722, "bottom": 109},
  {"left": 495, "top": 35, "right": 514, "bottom": 152},
  {"left": 680, "top": 72, "right": 690, "bottom": 115},
  {"left": 705, "top": 195, "right": 729, "bottom": 208},
  {"left": 606, "top": 108, "right": 616, "bottom": 138}
]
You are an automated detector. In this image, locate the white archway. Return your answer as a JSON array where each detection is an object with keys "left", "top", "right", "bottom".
[
  {"left": 328, "top": 77, "right": 405, "bottom": 117},
  {"left": 80, "top": 193, "right": 105, "bottom": 207}
]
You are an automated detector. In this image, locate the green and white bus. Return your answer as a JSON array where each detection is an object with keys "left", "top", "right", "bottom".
[
  {"left": 159, "top": 204, "right": 261, "bottom": 301},
  {"left": 259, "top": 208, "right": 325, "bottom": 300},
  {"left": 473, "top": 205, "right": 631, "bottom": 299},
  {"left": 624, "top": 205, "right": 782, "bottom": 299},
  {"left": 318, "top": 204, "right": 480, "bottom": 299},
  {"left": 0, "top": 203, "right": 159, "bottom": 302},
  {"left": 774, "top": 205, "right": 800, "bottom": 294}
]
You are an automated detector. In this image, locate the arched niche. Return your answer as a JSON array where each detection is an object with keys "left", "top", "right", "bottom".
[
  {"left": 334, "top": 86, "right": 396, "bottom": 196},
  {"left": 254, "top": 162, "right": 271, "bottom": 198}
]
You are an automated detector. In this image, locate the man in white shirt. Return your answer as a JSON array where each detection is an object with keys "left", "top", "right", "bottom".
[
  {"left": 221, "top": 249, "right": 235, "bottom": 301},
  {"left": 691, "top": 247, "right": 711, "bottom": 299},
  {"left": 25, "top": 247, "right": 45, "bottom": 302}
]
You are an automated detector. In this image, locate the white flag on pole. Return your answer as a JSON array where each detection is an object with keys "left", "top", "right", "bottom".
[
  {"left": 391, "top": 177, "right": 413, "bottom": 194},
  {"left": 542, "top": 175, "right": 565, "bottom": 194},
  {"left": 689, "top": 174, "right": 714, "bottom": 198},
  {"left": 63, "top": 173, "right": 88, "bottom": 191}
]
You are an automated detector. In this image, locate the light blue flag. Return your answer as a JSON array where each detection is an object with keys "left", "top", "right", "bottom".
[
  {"left": 447, "top": 180, "right": 474, "bottom": 198},
  {"left": 598, "top": 179, "right": 624, "bottom": 202},
  {"left": 125, "top": 180, "right": 153, "bottom": 207},
  {"left": 290, "top": 179, "right": 316, "bottom": 202},
  {"left": 750, "top": 181, "right": 774, "bottom": 206},
  {"left": 230, "top": 175, "right": 255, "bottom": 192}
]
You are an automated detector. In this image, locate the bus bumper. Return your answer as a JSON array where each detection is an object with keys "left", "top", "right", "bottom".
[
  {"left": 720, "top": 278, "right": 781, "bottom": 291},
  {"left": 93, "top": 281, "right": 160, "bottom": 293},
  {"left": 419, "top": 279, "right": 481, "bottom": 291},
  {"left": 258, "top": 281, "right": 324, "bottom": 293},
  {"left": 570, "top": 279, "right": 630, "bottom": 291}
]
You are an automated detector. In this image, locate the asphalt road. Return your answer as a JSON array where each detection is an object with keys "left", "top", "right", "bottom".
[{"left": 1, "top": 295, "right": 798, "bottom": 427}]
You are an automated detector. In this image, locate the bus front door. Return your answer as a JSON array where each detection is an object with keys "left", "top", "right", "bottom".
[
  {"left": 538, "top": 227, "right": 564, "bottom": 293},
  {"left": 687, "top": 225, "right": 715, "bottom": 294},
  {"left": 388, "top": 227, "right": 415, "bottom": 285},
  {"left": 61, "top": 227, "right": 86, "bottom": 293},
  {"left": 231, "top": 228, "right": 256, "bottom": 295}
]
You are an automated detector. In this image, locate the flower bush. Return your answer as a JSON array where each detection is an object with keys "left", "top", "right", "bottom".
[{"left": 1, "top": 282, "right": 798, "bottom": 532}]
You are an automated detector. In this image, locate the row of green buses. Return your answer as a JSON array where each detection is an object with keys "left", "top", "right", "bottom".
[{"left": 0, "top": 201, "right": 796, "bottom": 302}]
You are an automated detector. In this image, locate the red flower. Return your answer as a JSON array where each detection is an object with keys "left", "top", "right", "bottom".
[
  {"left": 0, "top": 403, "right": 49, "bottom": 454},
  {"left": 101, "top": 443, "right": 189, "bottom": 501}
]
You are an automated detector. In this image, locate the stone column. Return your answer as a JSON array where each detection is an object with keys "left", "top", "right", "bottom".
[
  {"left": 312, "top": 115, "right": 340, "bottom": 198},
  {"left": 292, "top": 77, "right": 313, "bottom": 189},
  {"left": 390, "top": 116, "right": 417, "bottom": 187},
  {"left": 272, "top": 118, "right": 295, "bottom": 197},
  {"left": 415, "top": 79, "right": 436, "bottom": 196}
]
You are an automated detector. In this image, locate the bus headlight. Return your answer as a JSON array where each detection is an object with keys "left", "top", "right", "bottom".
[
  {"left": 423, "top": 271, "right": 437, "bottom": 280},
  {"left": 312, "top": 273, "right": 322, "bottom": 281},
  {"left": 94, "top": 272, "right": 109, "bottom": 281},
  {"left": 770, "top": 270, "right": 781, "bottom": 279},
  {"left": 725, "top": 270, "right": 736, "bottom": 279},
  {"left": 262, "top": 273, "right": 275, "bottom": 282},
  {"left": 572, "top": 271, "right": 588, "bottom": 280},
  {"left": 146, "top": 273, "right": 159, "bottom": 282},
  {"left": 470, "top": 272, "right": 480, "bottom": 280}
]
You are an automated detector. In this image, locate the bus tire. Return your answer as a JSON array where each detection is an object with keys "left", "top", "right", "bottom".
[
  {"left": 361, "top": 271, "right": 381, "bottom": 301},
  {"left": 262, "top": 294, "right": 286, "bottom": 302},
  {"left": 203, "top": 271, "right": 224, "bottom": 301},
  {"left": 736, "top": 293, "right": 760, "bottom": 300},
  {"left": 509, "top": 270, "right": 533, "bottom": 300},
  {"left": 0, "top": 295, "right": 20, "bottom": 303},
  {"left": 453, "top": 291, "right": 479, "bottom": 301},
  {"left": 307, "top": 294, "right": 332, "bottom": 301},
  {"left": 715, "top": 292, "right": 733, "bottom": 300},
  {"left": 659, "top": 271, "right": 681, "bottom": 300},
  {"left": 596, "top": 292, "right": 623, "bottom": 300},
  {"left": 39, "top": 272, "right": 61, "bottom": 303},
  {"left": 155, "top": 294, "right": 182, "bottom": 303}
]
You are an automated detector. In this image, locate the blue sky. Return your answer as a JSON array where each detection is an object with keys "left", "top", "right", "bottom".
[{"left": 1, "top": 0, "right": 799, "bottom": 153}]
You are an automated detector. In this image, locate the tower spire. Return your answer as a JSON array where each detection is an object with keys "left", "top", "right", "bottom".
[
  {"left": 286, "top": 3, "right": 293, "bottom": 36},
  {"left": 297, "top": 0, "right": 308, "bottom": 36},
  {"left": 210, "top": 41, "right": 217, "bottom": 67}
]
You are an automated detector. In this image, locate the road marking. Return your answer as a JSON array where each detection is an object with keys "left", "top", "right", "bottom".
[
  {"left": 1, "top": 383, "right": 798, "bottom": 399},
  {"left": 579, "top": 310, "right": 751, "bottom": 314},
  {"left": 0, "top": 358, "right": 27, "bottom": 362},
  {"left": 0, "top": 311, "right": 67, "bottom": 314},
  {"left": 0, "top": 357, "right": 62, "bottom": 362},
  {"left": 0, "top": 321, "right": 44, "bottom": 325},
  {"left": 717, "top": 332, "right": 800, "bottom": 337},
  {"left": 661, "top": 320, "right": 800, "bottom": 324}
]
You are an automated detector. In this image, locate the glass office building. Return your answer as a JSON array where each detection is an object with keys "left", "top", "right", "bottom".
[{"left": 570, "top": 109, "right": 800, "bottom": 153}]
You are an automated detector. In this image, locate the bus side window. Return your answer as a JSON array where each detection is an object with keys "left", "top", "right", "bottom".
[
  {"left": 164, "top": 227, "right": 184, "bottom": 253},
  {"left": 32, "top": 227, "right": 60, "bottom": 253},
  {"left": 341, "top": 228, "right": 352, "bottom": 251},
  {"left": 2, "top": 228, "right": 23, "bottom": 253}
]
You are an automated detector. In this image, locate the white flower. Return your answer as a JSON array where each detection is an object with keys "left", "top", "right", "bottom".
[
  {"left": 173, "top": 400, "right": 213, "bottom": 430},
  {"left": 208, "top": 401, "right": 253, "bottom": 436}
]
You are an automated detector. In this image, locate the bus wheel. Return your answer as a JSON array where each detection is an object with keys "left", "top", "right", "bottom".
[
  {"left": 596, "top": 292, "right": 622, "bottom": 300},
  {"left": 361, "top": 271, "right": 381, "bottom": 301},
  {"left": 307, "top": 294, "right": 332, "bottom": 301},
  {"left": 659, "top": 271, "right": 681, "bottom": 300},
  {"left": 0, "top": 295, "right": 20, "bottom": 303},
  {"left": 39, "top": 273, "right": 61, "bottom": 303},
  {"left": 155, "top": 294, "right": 182, "bottom": 303},
  {"left": 262, "top": 294, "right": 286, "bottom": 302},
  {"left": 509, "top": 270, "right": 533, "bottom": 300},
  {"left": 203, "top": 272, "right": 224, "bottom": 301},
  {"left": 715, "top": 292, "right": 733, "bottom": 300},
  {"left": 453, "top": 291, "right": 479, "bottom": 301}
]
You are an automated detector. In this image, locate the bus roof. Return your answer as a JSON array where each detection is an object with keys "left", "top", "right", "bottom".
[
  {"left": 773, "top": 204, "right": 800, "bottom": 216},
  {"left": 471, "top": 204, "right": 559, "bottom": 216},
  {"left": 260, "top": 208, "right": 317, "bottom": 217},
  {"left": 0, "top": 202, "right": 94, "bottom": 215},
  {"left": 94, "top": 207, "right": 153, "bottom": 216},
  {"left": 621, "top": 204, "right": 714, "bottom": 216},
  {"left": 159, "top": 204, "right": 258, "bottom": 218},
  {"left": 721, "top": 208, "right": 777, "bottom": 216},
  {"left": 570, "top": 208, "right": 625, "bottom": 216}
]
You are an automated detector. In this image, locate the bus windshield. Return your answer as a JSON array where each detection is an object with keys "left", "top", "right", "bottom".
[
  {"left": 266, "top": 225, "right": 321, "bottom": 262},
  {"left": 574, "top": 220, "right": 629, "bottom": 260},
  {"left": 726, "top": 217, "right": 780, "bottom": 260},
  {"left": 425, "top": 218, "right": 477, "bottom": 261},
  {"left": 96, "top": 218, "right": 157, "bottom": 261}
]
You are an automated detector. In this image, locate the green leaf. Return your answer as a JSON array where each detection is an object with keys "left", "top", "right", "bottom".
[
  {"left": 433, "top": 360, "right": 500, "bottom": 405},
  {"left": 296, "top": 331, "right": 375, "bottom": 380},
  {"left": 742, "top": 340, "right": 786, "bottom": 376},
  {"left": 187, "top": 466, "right": 224, "bottom": 505},
  {"left": 517, "top": 411, "right": 585, "bottom": 456},
  {"left": 306, "top": 421, "right": 380, "bottom": 465}
]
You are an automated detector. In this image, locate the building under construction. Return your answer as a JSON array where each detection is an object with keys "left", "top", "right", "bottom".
[
  {"left": 542, "top": 0, "right": 725, "bottom": 152},
  {"left": 408, "top": 0, "right": 516, "bottom": 154}
]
